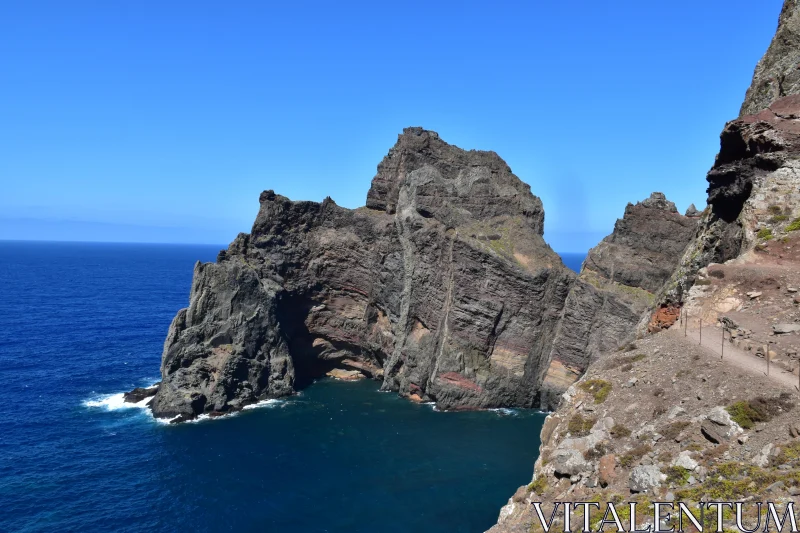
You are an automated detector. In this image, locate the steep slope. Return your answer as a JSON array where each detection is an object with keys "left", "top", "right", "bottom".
[
  {"left": 539, "top": 193, "right": 697, "bottom": 408},
  {"left": 146, "top": 128, "right": 578, "bottom": 421},
  {"left": 491, "top": 2, "right": 800, "bottom": 531},
  {"left": 740, "top": 0, "right": 800, "bottom": 116}
]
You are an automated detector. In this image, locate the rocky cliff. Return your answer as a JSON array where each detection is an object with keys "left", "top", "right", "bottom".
[
  {"left": 538, "top": 193, "right": 697, "bottom": 406},
  {"left": 145, "top": 124, "right": 702, "bottom": 421},
  {"left": 147, "top": 128, "right": 585, "bottom": 421},
  {"left": 491, "top": 1, "right": 800, "bottom": 531},
  {"left": 740, "top": 0, "right": 800, "bottom": 116}
]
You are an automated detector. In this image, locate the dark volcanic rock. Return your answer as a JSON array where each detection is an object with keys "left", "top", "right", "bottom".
[
  {"left": 684, "top": 204, "right": 700, "bottom": 217},
  {"left": 584, "top": 193, "right": 697, "bottom": 294},
  {"left": 123, "top": 385, "right": 159, "bottom": 404},
  {"left": 150, "top": 128, "right": 577, "bottom": 419},
  {"left": 740, "top": 0, "right": 800, "bottom": 117},
  {"left": 661, "top": 94, "right": 800, "bottom": 303},
  {"left": 539, "top": 193, "right": 696, "bottom": 400}
]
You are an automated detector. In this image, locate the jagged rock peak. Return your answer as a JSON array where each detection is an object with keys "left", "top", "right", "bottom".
[
  {"left": 684, "top": 203, "right": 701, "bottom": 217},
  {"left": 740, "top": 0, "right": 800, "bottom": 116},
  {"left": 634, "top": 192, "right": 678, "bottom": 213},
  {"left": 365, "top": 127, "right": 546, "bottom": 235}
]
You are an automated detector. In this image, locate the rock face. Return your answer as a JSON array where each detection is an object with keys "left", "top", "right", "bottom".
[
  {"left": 661, "top": 93, "right": 800, "bottom": 304},
  {"left": 150, "top": 128, "right": 578, "bottom": 420},
  {"left": 538, "top": 193, "right": 696, "bottom": 403},
  {"left": 740, "top": 0, "right": 800, "bottom": 116},
  {"left": 660, "top": 0, "right": 800, "bottom": 305}
]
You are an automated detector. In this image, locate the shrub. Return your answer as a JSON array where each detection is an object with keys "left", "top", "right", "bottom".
[
  {"left": 579, "top": 379, "right": 612, "bottom": 403},
  {"left": 619, "top": 444, "right": 651, "bottom": 468},
  {"left": 787, "top": 218, "right": 800, "bottom": 232},
  {"left": 653, "top": 387, "right": 665, "bottom": 397},
  {"left": 727, "top": 394, "right": 794, "bottom": 429},
  {"left": 568, "top": 414, "right": 596, "bottom": 437},
  {"left": 528, "top": 475, "right": 548, "bottom": 495},
  {"left": 653, "top": 405, "right": 667, "bottom": 418},
  {"left": 749, "top": 393, "right": 794, "bottom": 419},
  {"left": 768, "top": 205, "right": 782, "bottom": 215},
  {"left": 660, "top": 421, "right": 690, "bottom": 440},
  {"left": 610, "top": 424, "right": 632, "bottom": 438},
  {"left": 584, "top": 443, "right": 608, "bottom": 460},
  {"left": 665, "top": 466, "right": 691, "bottom": 486},
  {"left": 725, "top": 401, "right": 763, "bottom": 429},
  {"left": 621, "top": 363, "right": 633, "bottom": 372},
  {"left": 757, "top": 227, "right": 774, "bottom": 240}
]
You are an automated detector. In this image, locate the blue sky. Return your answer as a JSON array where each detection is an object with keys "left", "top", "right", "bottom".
[{"left": 0, "top": 0, "right": 784, "bottom": 252}]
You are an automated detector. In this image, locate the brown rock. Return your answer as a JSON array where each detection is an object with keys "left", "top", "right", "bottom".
[
  {"left": 598, "top": 454, "right": 617, "bottom": 487},
  {"left": 512, "top": 485, "right": 530, "bottom": 503}
]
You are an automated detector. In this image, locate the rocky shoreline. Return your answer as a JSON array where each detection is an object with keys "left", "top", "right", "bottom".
[{"left": 118, "top": 0, "right": 800, "bottom": 529}]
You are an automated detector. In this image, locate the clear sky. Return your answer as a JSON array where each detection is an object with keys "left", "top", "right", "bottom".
[{"left": 0, "top": 0, "right": 785, "bottom": 252}]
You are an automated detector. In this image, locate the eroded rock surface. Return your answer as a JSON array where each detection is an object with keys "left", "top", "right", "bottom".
[
  {"left": 740, "top": 0, "right": 800, "bottom": 117},
  {"left": 149, "top": 128, "right": 579, "bottom": 420},
  {"left": 539, "top": 193, "right": 697, "bottom": 404}
]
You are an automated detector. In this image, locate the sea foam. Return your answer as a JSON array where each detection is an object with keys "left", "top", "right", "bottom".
[{"left": 83, "top": 392, "right": 153, "bottom": 411}]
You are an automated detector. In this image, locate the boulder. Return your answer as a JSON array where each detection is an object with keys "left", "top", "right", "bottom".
[
  {"left": 773, "top": 323, "right": 800, "bottom": 334},
  {"left": 629, "top": 465, "right": 665, "bottom": 493},
  {"left": 753, "top": 443, "right": 774, "bottom": 468},
  {"left": 672, "top": 451, "right": 699, "bottom": 471},
  {"left": 701, "top": 421, "right": 726, "bottom": 444},
  {"left": 551, "top": 448, "right": 591, "bottom": 478},
  {"left": 123, "top": 385, "right": 159, "bottom": 404},
  {"left": 598, "top": 454, "right": 617, "bottom": 487}
]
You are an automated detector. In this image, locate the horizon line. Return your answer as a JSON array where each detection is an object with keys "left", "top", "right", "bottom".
[{"left": 0, "top": 238, "right": 591, "bottom": 256}]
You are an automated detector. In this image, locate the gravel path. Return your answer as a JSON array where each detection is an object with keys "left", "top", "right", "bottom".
[{"left": 667, "top": 325, "right": 799, "bottom": 390}]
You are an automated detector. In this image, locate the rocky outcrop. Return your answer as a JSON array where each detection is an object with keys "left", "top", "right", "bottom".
[
  {"left": 661, "top": 93, "right": 800, "bottom": 304},
  {"left": 537, "top": 193, "right": 697, "bottom": 404},
  {"left": 740, "top": 0, "right": 800, "bottom": 116},
  {"left": 148, "top": 128, "right": 578, "bottom": 420}
]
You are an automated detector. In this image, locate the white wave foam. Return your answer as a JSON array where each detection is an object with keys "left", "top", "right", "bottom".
[
  {"left": 242, "top": 399, "right": 283, "bottom": 410},
  {"left": 490, "top": 407, "right": 518, "bottom": 416},
  {"left": 83, "top": 392, "right": 153, "bottom": 411}
]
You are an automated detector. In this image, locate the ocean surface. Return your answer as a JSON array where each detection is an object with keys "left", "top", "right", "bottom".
[
  {"left": 559, "top": 252, "right": 585, "bottom": 273},
  {"left": 0, "top": 242, "right": 591, "bottom": 533}
]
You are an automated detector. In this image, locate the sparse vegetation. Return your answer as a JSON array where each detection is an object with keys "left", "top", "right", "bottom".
[
  {"left": 726, "top": 394, "right": 794, "bottom": 429},
  {"left": 665, "top": 466, "right": 691, "bottom": 486},
  {"left": 768, "top": 205, "right": 783, "bottom": 215},
  {"left": 771, "top": 214, "right": 789, "bottom": 223},
  {"left": 619, "top": 444, "right": 651, "bottom": 468},
  {"left": 726, "top": 401, "right": 763, "bottom": 429},
  {"left": 775, "top": 442, "right": 800, "bottom": 465},
  {"left": 787, "top": 217, "right": 800, "bottom": 232},
  {"left": 757, "top": 227, "right": 774, "bottom": 240},
  {"left": 568, "top": 414, "right": 596, "bottom": 437},
  {"left": 610, "top": 424, "right": 631, "bottom": 438},
  {"left": 660, "top": 421, "right": 690, "bottom": 441},
  {"left": 676, "top": 462, "right": 782, "bottom": 501},
  {"left": 579, "top": 379, "right": 612, "bottom": 403},
  {"left": 583, "top": 443, "right": 608, "bottom": 460},
  {"left": 617, "top": 342, "right": 637, "bottom": 352},
  {"left": 527, "top": 475, "right": 547, "bottom": 495}
]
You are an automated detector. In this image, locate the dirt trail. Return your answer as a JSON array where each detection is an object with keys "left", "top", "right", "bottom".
[{"left": 666, "top": 325, "right": 799, "bottom": 390}]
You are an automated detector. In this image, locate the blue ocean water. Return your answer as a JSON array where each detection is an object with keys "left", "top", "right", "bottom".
[
  {"left": 0, "top": 241, "right": 552, "bottom": 533},
  {"left": 559, "top": 252, "right": 585, "bottom": 273}
]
